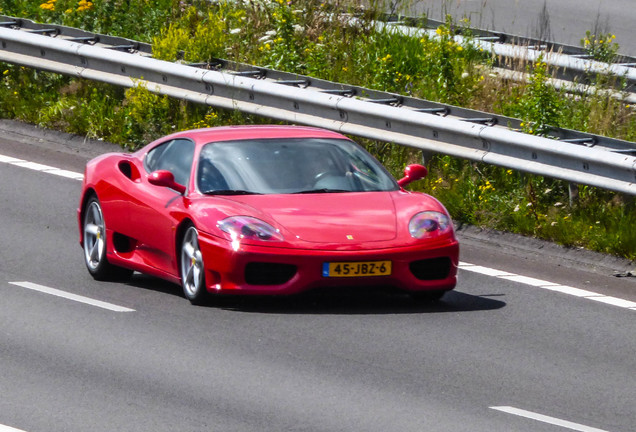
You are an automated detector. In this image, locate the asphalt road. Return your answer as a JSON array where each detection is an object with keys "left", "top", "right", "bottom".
[
  {"left": 0, "top": 121, "right": 635, "bottom": 432},
  {"left": 409, "top": 0, "right": 636, "bottom": 57}
]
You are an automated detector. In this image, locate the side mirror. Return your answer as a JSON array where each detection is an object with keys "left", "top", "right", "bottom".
[
  {"left": 397, "top": 164, "right": 428, "bottom": 187},
  {"left": 148, "top": 170, "right": 186, "bottom": 194}
]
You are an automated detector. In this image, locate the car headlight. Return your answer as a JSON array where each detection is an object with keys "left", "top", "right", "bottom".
[
  {"left": 409, "top": 211, "right": 452, "bottom": 239},
  {"left": 217, "top": 216, "right": 283, "bottom": 241}
]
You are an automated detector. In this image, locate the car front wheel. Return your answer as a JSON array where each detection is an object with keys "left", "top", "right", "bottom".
[
  {"left": 180, "top": 225, "right": 209, "bottom": 305},
  {"left": 83, "top": 196, "right": 132, "bottom": 281}
]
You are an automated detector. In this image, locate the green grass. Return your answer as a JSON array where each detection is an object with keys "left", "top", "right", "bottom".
[{"left": 0, "top": 0, "right": 634, "bottom": 259}]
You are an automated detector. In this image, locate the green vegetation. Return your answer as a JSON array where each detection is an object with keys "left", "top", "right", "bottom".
[
  {"left": 0, "top": 0, "right": 634, "bottom": 259},
  {"left": 581, "top": 30, "right": 620, "bottom": 63}
]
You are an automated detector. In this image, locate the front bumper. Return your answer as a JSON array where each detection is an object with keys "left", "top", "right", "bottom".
[{"left": 198, "top": 232, "right": 459, "bottom": 296}]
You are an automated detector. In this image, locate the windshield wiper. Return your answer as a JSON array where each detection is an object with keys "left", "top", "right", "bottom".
[
  {"left": 202, "top": 189, "right": 263, "bottom": 195},
  {"left": 293, "top": 188, "right": 351, "bottom": 194}
]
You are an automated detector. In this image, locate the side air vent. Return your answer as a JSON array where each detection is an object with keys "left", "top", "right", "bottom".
[
  {"left": 118, "top": 160, "right": 141, "bottom": 181},
  {"left": 113, "top": 232, "right": 136, "bottom": 253}
]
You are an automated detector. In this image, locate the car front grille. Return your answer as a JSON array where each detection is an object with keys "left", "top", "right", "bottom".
[
  {"left": 245, "top": 262, "right": 297, "bottom": 285},
  {"left": 409, "top": 257, "right": 452, "bottom": 280}
]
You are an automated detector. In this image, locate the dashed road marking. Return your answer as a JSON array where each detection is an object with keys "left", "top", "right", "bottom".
[
  {"left": 0, "top": 153, "right": 83, "bottom": 181},
  {"left": 0, "top": 424, "right": 29, "bottom": 432},
  {"left": 460, "top": 262, "right": 636, "bottom": 311},
  {"left": 9, "top": 281, "right": 135, "bottom": 312},
  {"left": 490, "top": 406, "right": 611, "bottom": 432}
]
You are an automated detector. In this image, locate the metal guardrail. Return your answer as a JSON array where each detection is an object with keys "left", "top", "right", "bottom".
[
  {"left": 326, "top": 11, "right": 636, "bottom": 102},
  {"left": 0, "top": 18, "right": 634, "bottom": 194},
  {"left": 378, "top": 14, "right": 636, "bottom": 97},
  {"left": 2, "top": 16, "right": 633, "bottom": 149}
]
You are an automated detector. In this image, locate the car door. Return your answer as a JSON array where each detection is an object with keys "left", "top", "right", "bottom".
[{"left": 127, "top": 138, "right": 195, "bottom": 274}]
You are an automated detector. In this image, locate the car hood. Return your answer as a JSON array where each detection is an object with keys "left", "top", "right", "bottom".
[{"left": 230, "top": 192, "right": 398, "bottom": 243}]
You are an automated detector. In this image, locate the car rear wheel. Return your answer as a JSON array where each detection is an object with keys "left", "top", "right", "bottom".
[
  {"left": 83, "top": 196, "right": 133, "bottom": 281},
  {"left": 180, "top": 225, "right": 209, "bottom": 305}
]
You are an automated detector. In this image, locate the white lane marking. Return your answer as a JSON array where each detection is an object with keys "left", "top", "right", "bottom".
[
  {"left": 9, "top": 281, "right": 135, "bottom": 312},
  {"left": 0, "top": 152, "right": 83, "bottom": 181},
  {"left": 459, "top": 263, "right": 515, "bottom": 277},
  {"left": 0, "top": 424, "right": 29, "bottom": 432},
  {"left": 0, "top": 154, "right": 24, "bottom": 163},
  {"left": 460, "top": 262, "right": 636, "bottom": 311},
  {"left": 490, "top": 406, "right": 610, "bottom": 432},
  {"left": 588, "top": 295, "right": 636, "bottom": 308}
]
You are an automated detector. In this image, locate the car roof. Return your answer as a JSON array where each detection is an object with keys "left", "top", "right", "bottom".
[{"left": 158, "top": 125, "right": 349, "bottom": 145}]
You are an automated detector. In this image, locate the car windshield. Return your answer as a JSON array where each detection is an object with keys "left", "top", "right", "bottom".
[{"left": 197, "top": 138, "right": 399, "bottom": 195}]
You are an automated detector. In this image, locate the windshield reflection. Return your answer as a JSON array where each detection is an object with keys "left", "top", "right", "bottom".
[{"left": 197, "top": 138, "right": 398, "bottom": 195}]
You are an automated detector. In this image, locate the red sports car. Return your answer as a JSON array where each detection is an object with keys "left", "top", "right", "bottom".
[{"left": 78, "top": 125, "right": 459, "bottom": 304}]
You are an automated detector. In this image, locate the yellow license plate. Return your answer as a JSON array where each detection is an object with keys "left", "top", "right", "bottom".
[{"left": 322, "top": 261, "right": 392, "bottom": 277}]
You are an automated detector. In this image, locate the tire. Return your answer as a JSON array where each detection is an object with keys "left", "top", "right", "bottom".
[
  {"left": 82, "top": 196, "right": 133, "bottom": 281},
  {"left": 179, "top": 225, "right": 209, "bottom": 305}
]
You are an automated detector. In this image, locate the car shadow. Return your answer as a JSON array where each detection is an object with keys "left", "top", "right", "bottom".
[
  {"left": 124, "top": 274, "right": 506, "bottom": 315},
  {"left": 214, "top": 289, "right": 506, "bottom": 315}
]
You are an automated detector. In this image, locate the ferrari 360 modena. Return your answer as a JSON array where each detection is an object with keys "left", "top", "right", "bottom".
[{"left": 78, "top": 125, "right": 459, "bottom": 304}]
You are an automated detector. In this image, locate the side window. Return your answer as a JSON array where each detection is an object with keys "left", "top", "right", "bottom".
[{"left": 144, "top": 139, "right": 195, "bottom": 186}]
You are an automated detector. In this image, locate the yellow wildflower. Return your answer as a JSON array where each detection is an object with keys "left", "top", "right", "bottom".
[{"left": 77, "top": 0, "right": 93, "bottom": 11}]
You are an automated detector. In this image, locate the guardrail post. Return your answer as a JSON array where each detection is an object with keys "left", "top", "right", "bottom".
[
  {"left": 421, "top": 150, "right": 435, "bottom": 166},
  {"left": 568, "top": 183, "right": 579, "bottom": 205}
]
